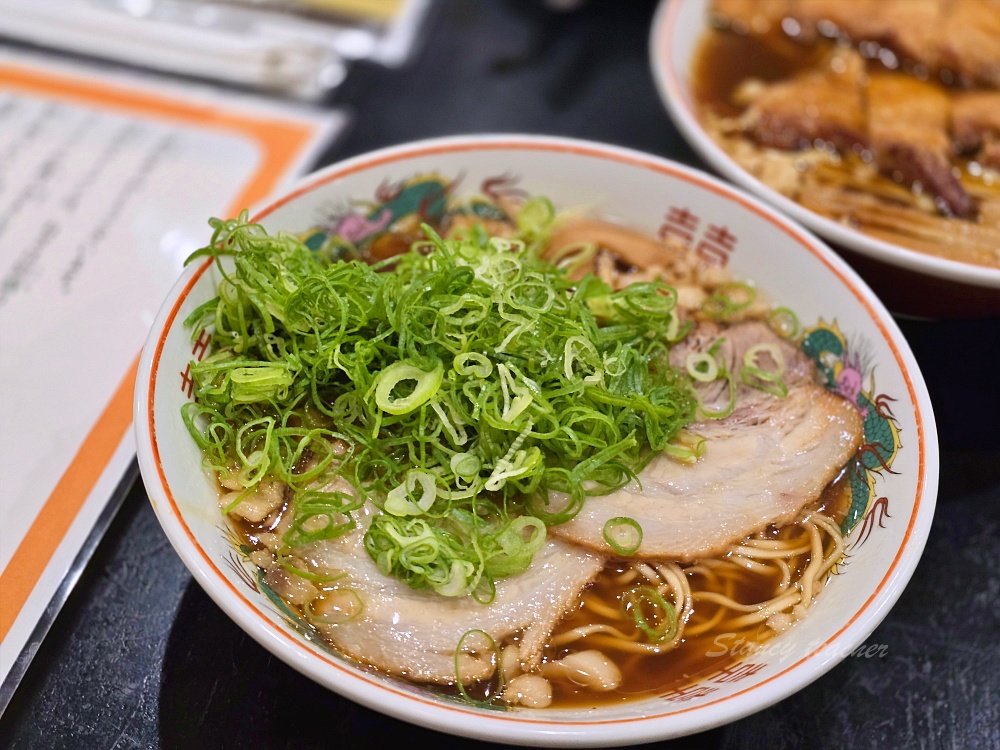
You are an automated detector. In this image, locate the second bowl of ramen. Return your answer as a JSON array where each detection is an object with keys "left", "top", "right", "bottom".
[
  {"left": 651, "top": 0, "right": 1000, "bottom": 318},
  {"left": 134, "top": 134, "right": 937, "bottom": 745}
]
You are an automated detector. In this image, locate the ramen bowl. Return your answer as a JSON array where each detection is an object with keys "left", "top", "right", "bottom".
[
  {"left": 134, "top": 134, "right": 938, "bottom": 746},
  {"left": 650, "top": 0, "right": 1000, "bottom": 319}
]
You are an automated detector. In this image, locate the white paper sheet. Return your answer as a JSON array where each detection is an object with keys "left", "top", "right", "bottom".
[{"left": 0, "top": 48, "right": 348, "bottom": 709}]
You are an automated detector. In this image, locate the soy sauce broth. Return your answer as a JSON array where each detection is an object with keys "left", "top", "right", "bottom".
[
  {"left": 691, "top": 25, "right": 830, "bottom": 118},
  {"left": 538, "top": 474, "right": 851, "bottom": 708}
]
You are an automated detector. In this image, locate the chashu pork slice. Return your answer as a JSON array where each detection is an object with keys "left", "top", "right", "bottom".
[
  {"left": 299, "top": 503, "right": 604, "bottom": 684},
  {"left": 952, "top": 90, "right": 1000, "bottom": 170},
  {"left": 937, "top": 0, "right": 1000, "bottom": 88},
  {"left": 789, "top": 0, "right": 879, "bottom": 41},
  {"left": 790, "top": 0, "right": 1000, "bottom": 88},
  {"left": 709, "top": 0, "right": 791, "bottom": 35},
  {"left": 868, "top": 72, "right": 973, "bottom": 218},
  {"left": 790, "top": 0, "right": 945, "bottom": 66},
  {"left": 739, "top": 47, "right": 868, "bottom": 153},
  {"left": 548, "top": 321, "right": 863, "bottom": 561}
]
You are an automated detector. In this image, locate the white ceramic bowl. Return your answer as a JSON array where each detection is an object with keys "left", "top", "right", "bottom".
[
  {"left": 650, "top": 0, "right": 1000, "bottom": 319},
  {"left": 134, "top": 134, "right": 938, "bottom": 746}
]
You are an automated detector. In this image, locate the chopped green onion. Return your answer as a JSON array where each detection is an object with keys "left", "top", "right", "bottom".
[
  {"left": 183, "top": 209, "right": 706, "bottom": 597},
  {"left": 741, "top": 342, "right": 788, "bottom": 397},
  {"left": 277, "top": 551, "right": 347, "bottom": 584},
  {"left": 744, "top": 342, "right": 786, "bottom": 376},
  {"left": 516, "top": 196, "right": 556, "bottom": 244},
  {"left": 686, "top": 352, "right": 719, "bottom": 382},
  {"left": 305, "top": 588, "right": 364, "bottom": 625},
  {"left": 621, "top": 585, "right": 678, "bottom": 644},
  {"left": 702, "top": 281, "right": 755, "bottom": 319},
  {"left": 450, "top": 452, "right": 482, "bottom": 478},
  {"left": 454, "top": 352, "right": 493, "bottom": 378},
  {"left": 548, "top": 241, "right": 597, "bottom": 275},
  {"left": 455, "top": 629, "right": 501, "bottom": 699},
  {"left": 742, "top": 368, "right": 789, "bottom": 397},
  {"left": 496, "top": 363, "right": 534, "bottom": 423},
  {"left": 664, "top": 308, "right": 684, "bottom": 343},
  {"left": 768, "top": 306, "right": 800, "bottom": 339},
  {"left": 484, "top": 517, "right": 547, "bottom": 578},
  {"left": 282, "top": 490, "right": 363, "bottom": 547},
  {"left": 385, "top": 470, "right": 439, "bottom": 516},
  {"left": 691, "top": 370, "right": 737, "bottom": 420},
  {"left": 603, "top": 516, "right": 643, "bottom": 555},
  {"left": 364, "top": 513, "right": 481, "bottom": 597},
  {"left": 375, "top": 360, "right": 444, "bottom": 415},
  {"left": 662, "top": 431, "right": 706, "bottom": 463}
]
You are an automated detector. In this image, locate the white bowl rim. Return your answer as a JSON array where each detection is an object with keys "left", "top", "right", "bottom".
[
  {"left": 648, "top": 0, "right": 1000, "bottom": 291},
  {"left": 134, "top": 132, "right": 939, "bottom": 747}
]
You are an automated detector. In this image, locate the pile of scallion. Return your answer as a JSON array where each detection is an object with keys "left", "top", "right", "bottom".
[{"left": 181, "top": 201, "right": 699, "bottom": 603}]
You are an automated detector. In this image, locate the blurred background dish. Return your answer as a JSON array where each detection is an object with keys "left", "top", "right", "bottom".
[
  {"left": 650, "top": 0, "right": 1000, "bottom": 319},
  {"left": 134, "top": 133, "right": 937, "bottom": 746}
]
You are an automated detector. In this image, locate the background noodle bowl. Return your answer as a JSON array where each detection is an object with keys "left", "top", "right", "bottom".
[
  {"left": 690, "top": 12, "right": 1000, "bottom": 272},
  {"left": 651, "top": 0, "right": 1000, "bottom": 318}
]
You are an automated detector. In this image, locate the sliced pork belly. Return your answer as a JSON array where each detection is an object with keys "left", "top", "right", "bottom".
[
  {"left": 854, "top": 0, "right": 944, "bottom": 69},
  {"left": 789, "top": 0, "right": 876, "bottom": 40},
  {"left": 549, "top": 322, "right": 863, "bottom": 561},
  {"left": 937, "top": 0, "right": 1000, "bottom": 87},
  {"left": 952, "top": 90, "right": 1000, "bottom": 169},
  {"left": 709, "top": 0, "right": 790, "bottom": 35},
  {"left": 980, "top": 141, "right": 1000, "bottom": 172},
  {"left": 300, "top": 504, "right": 604, "bottom": 684},
  {"left": 868, "top": 73, "right": 973, "bottom": 218},
  {"left": 791, "top": 0, "right": 945, "bottom": 67},
  {"left": 787, "top": 0, "right": 1000, "bottom": 87},
  {"left": 670, "top": 320, "right": 817, "bottom": 391},
  {"left": 739, "top": 48, "right": 867, "bottom": 152}
]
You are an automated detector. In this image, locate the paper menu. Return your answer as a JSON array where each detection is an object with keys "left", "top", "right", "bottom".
[{"left": 0, "top": 48, "right": 347, "bottom": 708}]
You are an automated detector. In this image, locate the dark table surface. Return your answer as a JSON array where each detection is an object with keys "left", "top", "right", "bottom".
[{"left": 2, "top": 1, "right": 999, "bottom": 748}]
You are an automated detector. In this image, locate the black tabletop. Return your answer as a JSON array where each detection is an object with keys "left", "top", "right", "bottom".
[{"left": 2, "top": 2, "right": 999, "bottom": 748}]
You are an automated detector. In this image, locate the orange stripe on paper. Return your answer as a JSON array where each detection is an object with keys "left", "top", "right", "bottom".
[
  {"left": 0, "top": 357, "right": 138, "bottom": 637},
  {"left": 0, "top": 63, "right": 320, "bottom": 643}
]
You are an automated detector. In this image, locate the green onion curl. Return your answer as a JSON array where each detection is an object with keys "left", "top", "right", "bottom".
[
  {"left": 603, "top": 516, "right": 643, "bottom": 555},
  {"left": 702, "top": 281, "right": 755, "bottom": 319},
  {"left": 621, "top": 585, "right": 678, "bottom": 644}
]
